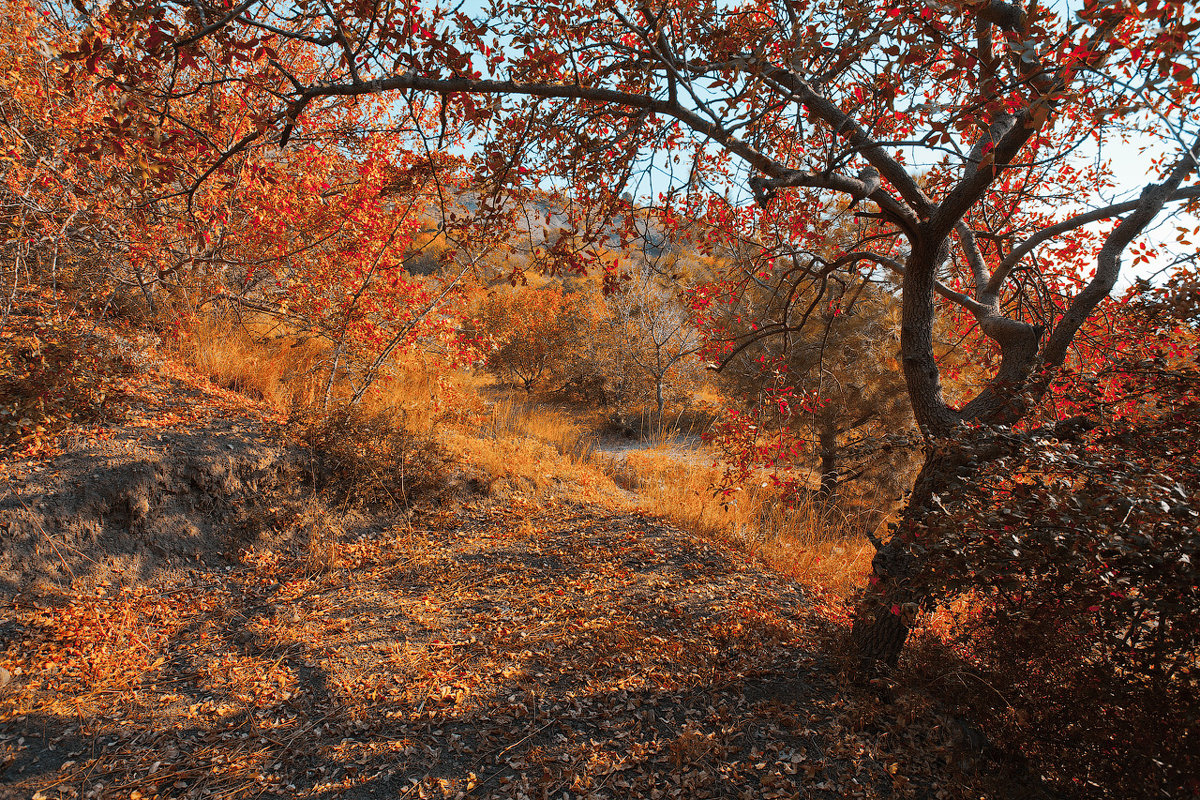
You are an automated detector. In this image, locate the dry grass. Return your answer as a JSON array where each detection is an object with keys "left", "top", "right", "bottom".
[
  {"left": 175, "top": 313, "right": 327, "bottom": 410},
  {"left": 361, "top": 350, "right": 468, "bottom": 434},
  {"left": 480, "top": 395, "right": 598, "bottom": 464},
  {"left": 439, "top": 392, "right": 631, "bottom": 503},
  {"left": 615, "top": 447, "right": 877, "bottom": 596},
  {"left": 174, "top": 313, "right": 474, "bottom": 430},
  {"left": 470, "top": 391, "right": 875, "bottom": 596},
  {"left": 171, "top": 313, "right": 875, "bottom": 594},
  {"left": 296, "top": 404, "right": 457, "bottom": 509}
]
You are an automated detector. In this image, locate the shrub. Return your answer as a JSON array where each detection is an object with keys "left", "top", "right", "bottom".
[
  {"left": 297, "top": 404, "right": 456, "bottom": 508},
  {"left": 0, "top": 294, "right": 134, "bottom": 451},
  {"left": 478, "top": 282, "right": 584, "bottom": 394},
  {"left": 906, "top": 407, "right": 1199, "bottom": 799}
]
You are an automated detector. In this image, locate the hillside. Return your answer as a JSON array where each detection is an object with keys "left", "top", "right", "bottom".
[
  {"left": 3, "top": 1, "right": 1198, "bottom": 795},
  {"left": 0, "top": 334, "right": 1026, "bottom": 800}
]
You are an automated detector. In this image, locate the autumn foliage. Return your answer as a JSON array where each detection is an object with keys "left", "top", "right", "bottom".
[
  {"left": 2, "top": 0, "right": 1200, "bottom": 797},
  {"left": 478, "top": 281, "right": 593, "bottom": 394},
  {"left": 0, "top": 292, "right": 135, "bottom": 451},
  {"left": 899, "top": 286, "right": 1200, "bottom": 797}
]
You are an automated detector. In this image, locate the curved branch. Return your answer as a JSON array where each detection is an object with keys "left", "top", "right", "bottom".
[
  {"left": 990, "top": 184, "right": 1200, "bottom": 296},
  {"left": 758, "top": 66, "right": 931, "bottom": 220},
  {"left": 1043, "top": 133, "right": 1200, "bottom": 367},
  {"left": 751, "top": 166, "right": 916, "bottom": 233},
  {"left": 174, "top": 0, "right": 264, "bottom": 49},
  {"left": 956, "top": 222, "right": 993, "bottom": 300},
  {"left": 157, "top": 128, "right": 266, "bottom": 210},
  {"left": 927, "top": 18, "right": 1122, "bottom": 241},
  {"left": 289, "top": 73, "right": 787, "bottom": 174},
  {"left": 283, "top": 69, "right": 928, "bottom": 229},
  {"left": 714, "top": 250, "right": 904, "bottom": 371},
  {"left": 872, "top": 250, "right": 991, "bottom": 316}
]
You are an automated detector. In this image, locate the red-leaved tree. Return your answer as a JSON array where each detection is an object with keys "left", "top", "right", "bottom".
[{"left": 60, "top": 0, "right": 1200, "bottom": 683}]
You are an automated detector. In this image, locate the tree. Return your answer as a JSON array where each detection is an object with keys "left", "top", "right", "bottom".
[
  {"left": 0, "top": 0, "right": 134, "bottom": 320},
  {"left": 899, "top": 278, "right": 1200, "bottom": 796},
  {"left": 69, "top": 0, "right": 1200, "bottom": 669},
  {"left": 478, "top": 280, "right": 581, "bottom": 393},
  {"left": 2, "top": 1, "right": 501, "bottom": 411},
  {"left": 717, "top": 274, "right": 917, "bottom": 503},
  {"left": 607, "top": 262, "right": 703, "bottom": 418},
  {"left": 708, "top": 207, "right": 924, "bottom": 503}
]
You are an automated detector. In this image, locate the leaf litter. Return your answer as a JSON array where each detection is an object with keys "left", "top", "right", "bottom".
[
  {"left": 0, "top": 359, "right": 1011, "bottom": 799},
  {"left": 1, "top": 491, "right": 1008, "bottom": 800}
]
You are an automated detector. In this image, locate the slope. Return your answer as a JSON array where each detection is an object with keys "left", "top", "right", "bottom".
[{"left": 0, "top": 338, "right": 1030, "bottom": 800}]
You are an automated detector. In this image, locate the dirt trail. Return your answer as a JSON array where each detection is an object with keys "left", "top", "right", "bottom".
[
  {"left": 1, "top": 482, "right": 1003, "bottom": 800},
  {"left": 0, "top": 354, "right": 1014, "bottom": 799}
]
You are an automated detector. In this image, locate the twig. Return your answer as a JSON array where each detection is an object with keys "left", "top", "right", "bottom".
[
  {"left": 457, "top": 720, "right": 558, "bottom": 798},
  {"left": 20, "top": 501, "right": 91, "bottom": 582}
]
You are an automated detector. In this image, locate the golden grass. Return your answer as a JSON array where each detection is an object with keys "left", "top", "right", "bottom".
[
  {"left": 358, "top": 350, "right": 468, "bottom": 435},
  {"left": 170, "top": 313, "right": 875, "bottom": 594},
  {"left": 438, "top": 392, "right": 633, "bottom": 504},
  {"left": 616, "top": 447, "right": 877, "bottom": 596},
  {"left": 175, "top": 314, "right": 326, "bottom": 410},
  {"left": 174, "top": 313, "right": 469, "bottom": 433},
  {"left": 481, "top": 395, "right": 597, "bottom": 463}
]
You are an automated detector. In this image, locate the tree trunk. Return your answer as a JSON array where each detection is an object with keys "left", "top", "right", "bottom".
[
  {"left": 851, "top": 440, "right": 976, "bottom": 667},
  {"left": 817, "top": 414, "right": 839, "bottom": 500}
]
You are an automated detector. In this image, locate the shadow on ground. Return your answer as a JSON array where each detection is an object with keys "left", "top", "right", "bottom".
[{"left": 0, "top": 493, "right": 1036, "bottom": 800}]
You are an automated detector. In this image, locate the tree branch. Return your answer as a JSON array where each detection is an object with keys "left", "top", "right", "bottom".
[
  {"left": 1043, "top": 133, "right": 1200, "bottom": 367},
  {"left": 174, "top": 0, "right": 263, "bottom": 49},
  {"left": 990, "top": 185, "right": 1200, "bottom": 296}
]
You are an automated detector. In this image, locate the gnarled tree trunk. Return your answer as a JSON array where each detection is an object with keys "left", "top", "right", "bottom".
[
  {"left": 850, "top": 446, "right": 971, "bottom": 667},
  {"left": 850, "top": 135, "right": 1200, "bottom": 670}
]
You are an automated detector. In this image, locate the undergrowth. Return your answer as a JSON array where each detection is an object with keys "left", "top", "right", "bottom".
[
  {"left": 0, "top": 289, "right": 135, "bottom": 453},
  {"left": 296, "top": 404, "right": 457, "bottom": 509},
  {"left": 174, "top": 313, "right": 327, "bottom": 410},
  {"left": 165, "top": 311, "right": 875, "bottom": 594},
  {"left": 616, "top": 448, "right": 876, "bottom": 595}
]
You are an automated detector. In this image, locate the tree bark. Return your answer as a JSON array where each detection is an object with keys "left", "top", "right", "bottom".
[
  {"left": 850, "top": 443, "right": 973, "bottom": 667},
  {"left": 817, "top": 414, "right": 839, "bottom": 501}
]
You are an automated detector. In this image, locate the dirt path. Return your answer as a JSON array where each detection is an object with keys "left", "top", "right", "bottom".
[
  {"left": 0, "top": 350, "right": 1007, "bottom": 799},
  {"left": 0, "top": 487, "right": 992, "bottom": 800}
]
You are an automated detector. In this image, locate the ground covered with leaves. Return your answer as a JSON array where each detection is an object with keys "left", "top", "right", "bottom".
[
  {"left": 0, "top": 332, "right": 1037, "bottom": 800},
  {"left": 1, "top": 487, "right": 1023, "bottom": 800}
]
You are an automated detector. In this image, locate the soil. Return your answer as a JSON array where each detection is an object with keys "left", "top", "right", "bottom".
[
  {"left": 0, "top": 349, "right": 1041, "bottom": 800},
  {"left": 0, "top": 363, "right": 303, "bottom": 597}
]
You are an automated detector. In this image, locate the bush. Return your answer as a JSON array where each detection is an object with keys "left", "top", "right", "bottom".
[
  {"left": 0, "top": 295, "right": 134, "bottom": 451},
  {"left": 297, "top": 404, "right": 456, "bottom": 508},
  {"left": 906, "top": 408, "right": 1199, "bottom": 799}
]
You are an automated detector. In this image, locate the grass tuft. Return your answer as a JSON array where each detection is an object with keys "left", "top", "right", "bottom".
[{"left": 176, "top": 314, "right": 327, "bottom": 410}]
